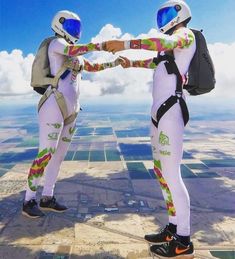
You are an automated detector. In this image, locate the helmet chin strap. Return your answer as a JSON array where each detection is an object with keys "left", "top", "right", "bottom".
[
  {"left": 165, "top": 27, "right": 176, "bottom": 35},
  {"left": 54, "top": 32, "right": 74, "bottom": 44},
  {"left": 64, "top": 35, "right": 74, "bottom": 44},
  {"left": 165, "top": 22, "right": 185, "bottom": 35}
]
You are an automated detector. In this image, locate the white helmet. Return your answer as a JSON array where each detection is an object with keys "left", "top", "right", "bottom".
[
  {"left": 157, "top": 0, "right": 191, "bottom": 34},
  {"left": 51, "top": 10, "right": 82, "bottom": 44}
]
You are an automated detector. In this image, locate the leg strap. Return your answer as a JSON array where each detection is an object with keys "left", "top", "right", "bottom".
[
  {"left": 151, "top": 95, "right": 189, "bottom": 128},
  {"left": 53, "top": 89, "right": 69, "bottom": 121},
  {"left": 64, "top": 112, "right": 78, "bottom": 125},
  {"left": 38, "top": 89, "right": 54, "bottom": 113},
  {"left": 38, "top": 88, "right": 77, "bottom": 125}
]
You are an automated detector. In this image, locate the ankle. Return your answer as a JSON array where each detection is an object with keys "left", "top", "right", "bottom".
[
  {"left": 168, "top": 223, "right": 177, "bottom": 234},
  {"left": 41, "top": 196, "right": 52, "bottom": 202},
  {"left": 176, "top": 234, "right": 190, "bottom": 246},
  {"left": 24, "top": 199, "right": 35, "bottom": 205}
]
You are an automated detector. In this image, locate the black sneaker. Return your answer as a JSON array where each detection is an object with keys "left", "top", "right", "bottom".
[
  {"left": 22, "top": 199, "right": 45, "bottom": 218},
  {"left": 39, "top": 196, "right": 68, "bottom": 212},
  {"left": 145, "top": 225, "right": 174, "bottom": 244},
  {"left": 150, "top": 237, "right": 194, "bottom": 258}
]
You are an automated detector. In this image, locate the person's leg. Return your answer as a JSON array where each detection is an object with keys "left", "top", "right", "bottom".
[
  {"left": 144, "top": 121, "right": 177, "bottom": 243},
  {"left": 39, "top": 120, "right": 77, "bottom": 212},
  {"left": 150, "top": 105, "right": 194, "bottom": 258},
  {"left": 42, "top": 120, "right": 76, "bottom": 197},
  {"left": 151, "top": 122, "right": 177, "bottom": 225},
  {"left": 157, "top": 105, "right": 190, "bottom": 239},
  {"left": 23, "top": 96, "right": 63, "bottom": 218}
]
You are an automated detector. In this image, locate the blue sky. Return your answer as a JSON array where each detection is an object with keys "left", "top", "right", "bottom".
[
  {"left": 1, "top": 0, "right": 235, "bottom": 54},
  {"left": 0, "top": 0, "right": 234, "bottom": 107}
]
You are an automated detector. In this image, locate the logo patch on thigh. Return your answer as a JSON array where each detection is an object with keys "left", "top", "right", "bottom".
[
  {"left": 62, "top": 137, "right": 71, "bottom": 142},
  {"left": 48, "top": 132, "right": 59, "bottom": 140},
  {"left": 47, "top": 123, "right": 62, "bottom": 129},
  {"left": 159, "top": 131, "right": 170, "bottom": 146},
  {"left": 69, "top": 127, "right": 76, "bottom": 135},
  {"left": 160, "top": 150, "right": 171, "bottom": 156}
]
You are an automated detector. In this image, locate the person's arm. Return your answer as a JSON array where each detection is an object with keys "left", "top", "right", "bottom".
[
  {"left": 119, "top": 56, "right": 157, "bottom": 69},
  {"left": 51, "top": 37, "right": 106, "bottom": 56},
  {"left": 106, "top": 28, "right": 194, "bottom": 53},
  {"left": 64, "top": 42, "right": 106, "bottom": 56},
  {"left": 83, "top": 58, "right": 120, "bottom": 72}
]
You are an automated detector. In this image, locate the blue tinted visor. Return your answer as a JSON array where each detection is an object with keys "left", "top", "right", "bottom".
[
  {"left": 157, "top": 6, "right": 178, "bottom": 28},
  {"left": 62, "top": 19, "right": 81, "bottom": 39}
]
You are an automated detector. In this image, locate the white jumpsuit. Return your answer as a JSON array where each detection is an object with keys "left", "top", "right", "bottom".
[
  {"left": 25, "top": 37, "right": 117, "bottom": 201},
  {"left": 151, "top": 28, "right": 196, "bottom": 236},
  {"left": 128, "top": 27, "right": 196, "bottom": 236}
]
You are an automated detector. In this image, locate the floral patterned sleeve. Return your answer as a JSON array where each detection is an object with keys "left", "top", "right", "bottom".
[
  {"left": 64, "top": 42, "right": 104, "bottom": 56},
  {"left": 128, "top": 28, "right": 194, "bottom": 52},
  {"left": 83, "top": 59, "right": 118, "bottom": 72},
  {"left": 131, "top": 58, "right": 157, "bottom": 69}
]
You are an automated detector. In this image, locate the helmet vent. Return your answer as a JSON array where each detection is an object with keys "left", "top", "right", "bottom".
[
  {"left": 59, "top": 17, "right": 65, "bottom": 24},
  {"left": 175, "top": 5, "right": 181, "bottom": 11}
]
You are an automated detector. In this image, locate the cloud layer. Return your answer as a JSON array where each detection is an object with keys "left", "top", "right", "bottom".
[
  {"left": 0, "top": 24, "right": 234, "bottom": 104},
  {"left": 0, "top": 50, "right": 34, "bottom": 96}
]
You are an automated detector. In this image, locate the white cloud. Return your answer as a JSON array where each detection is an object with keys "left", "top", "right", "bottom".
[
  {"left": 80, "top": 24, "right": 158, "bottom": 103},
  {"left": 91, "top": 24, "right": 123, "bottom": 43},
  {"left": 81, "top": 25, "right": 235, "bottom": 103},
  {"left": 0, "top": 24, "right": 234, "bottom": 105},
  {"left": 208, "top": 42, "right": 235, "bottom": 98},
  {"left": 0, "top": 50, "right": 34, "bottom": 96}
]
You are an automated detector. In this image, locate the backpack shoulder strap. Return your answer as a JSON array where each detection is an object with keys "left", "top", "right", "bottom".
[
  {"left": 50, "top": 62, "right": 70, "bottom": 88},
  {"left": 154, "top": 52, "right": 184, "bottom": 95},
  {"left": 153, "top": 52, "right": 184, "bottom": 95},
  {"left": 51, "top": 56, "right": 83, "bottom": 88},
  {"left": 152, "top": 52, "right": 189, "bottom": 128}
]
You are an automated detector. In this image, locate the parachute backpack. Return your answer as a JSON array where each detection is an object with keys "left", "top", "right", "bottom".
[
  {"left": 30, "top": 37, "right": 83, "bottom": 125},
  {"left": 31, "top": 37, "right": 70, "bottom": 94},
  {"left": 152, "top": 29, "right": 216, "bottom": 128},
  {"left": 183, "top": 29, "right": 216, "bottom": 95}
]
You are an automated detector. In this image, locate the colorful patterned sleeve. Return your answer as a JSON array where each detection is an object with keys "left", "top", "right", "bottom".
[
  {"left": 131, "top": 58, "right": 157, "bottom": 69},
  {"left": 64, "top": 42, "right": 104, "bottom": 56},
  {"left": 129, "top": 28, "right": 195, "bottom": 52},
  {"left": 83, "top": 59, "right": 118, "bottom": 72}
]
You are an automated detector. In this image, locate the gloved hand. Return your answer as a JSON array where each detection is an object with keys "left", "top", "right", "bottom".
[
  {"left": 117, "top": 56, "right": 132, "bottom": 68},
  {"left": 106, "top": 40, "right": 125, "bottom": 53}
]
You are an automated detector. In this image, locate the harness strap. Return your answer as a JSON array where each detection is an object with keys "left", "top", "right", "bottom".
[
  {"left": 53, "top": 89, "right": 69, "bottom": 121},
  {"left": 151, "top": 53, "right": 190, "bottom": 128},
  {"left": 51, "top": 63, "right": 71, "bottom": 88},
  {"left": 151, "top": 95, "right": 189, "bottom": 128},
  {"left": 156, "top": 95, "right": 178, "bottom": 127},
  {"left": 38, "top": 88, "right": 55, "bottom": 113},
  {"left": 64, "top": 112, "right": 78, "bottom": 125},
  {"left": 38, "top": 88, "right": 77, "bottom": 125},
  {"left": 37, "top": 58, "right": 82, "bottom": 125},
  {"left": 65, "top": 59, "right": 83, "bottom": 73},
  {"left": 179, "top": 96, "right": 189, "bottom": 126},
  {"left": 152, "top": 55, "right": 169, "bottom": 66},
  {"left": 37, "top": 59, "right": 73, "bottom": 88},
  {"left": 151, "top": 117, "right": 159, "bottom": 129},
  {"left": 163, "top": 54, "right": 183, "bottom": 94}
]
